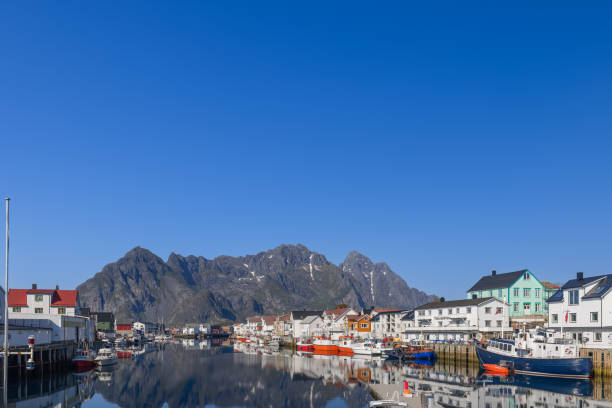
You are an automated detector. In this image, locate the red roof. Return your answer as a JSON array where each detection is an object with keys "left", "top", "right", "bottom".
[
  {"left": 346, "top": 314, "right": 360, "bottom": 321},
  {"left": 8, "top": 288, "right": 78, "bottom": 307},
  {"left": 262, "top": 315, "right": 277, "bottom": 325},
  {"left": 324, "top": 307, "right": 350, "bottom": 317},
  {"left": 116, "top": 324, "right": 132, "bottom": 330}
]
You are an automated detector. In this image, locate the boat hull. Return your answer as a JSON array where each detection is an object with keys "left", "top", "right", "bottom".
[
  {"left": 313, "top": 344, "right": 338, "bottom": 353},
  {"left": 72, "top": 359, "right": 96, "bottom": 368},
  {"left": 476, "top": 345, "right": 592, "bottom": 379},
  {"left": 297, "top": 344, "right": 314, "bottom": 352}
]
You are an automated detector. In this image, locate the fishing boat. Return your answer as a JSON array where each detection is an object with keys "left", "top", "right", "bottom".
[
  {"left": 337, "top": 336, "right": 354, "bottom": 354},
  {"left": 351, "top": 340, "right": 382, "bottom": 356},
  {"left": 95, "top": 348, "right": 118, "bottom": 366},
  {"left": 313, "top": 337, "right": 338, "bottom": 354},
  {"left": 296, "top": 338, "right": 314, "bottom": 352},
  {"left": 475, "top": 328, "right": 593, "bottom": 379},
  {"left": 401, "top": 345, "right": 436, "bottom": 360},
  {"left": 72, "top": 349, "right": 97, "bottom": 368}
]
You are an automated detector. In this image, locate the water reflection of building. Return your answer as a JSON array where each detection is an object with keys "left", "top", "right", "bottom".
[{"left": 8, "top": 369, "right": 97, "bottom": 408}]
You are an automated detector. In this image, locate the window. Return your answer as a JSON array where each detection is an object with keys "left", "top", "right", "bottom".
[
  {"left": 448, "top": 308, "right": 452, "bottom": 314},
  {"left": 595, "top": 332, "right": 602, "bottom": 342},
  {"left": 485, "top": 320, "right": 491, "bottom": 327},
  {"left": 496, "top": 307, "right": 502, "bottom": 315},
  {"left": 489, "top": 290, "right": 493, "bottom": 297},
  {"left": 485, "top": 307, "right": 491, "bottom": 314},
  {"left": 438, "top": 309, "right": 442, "bottom": 315},
  {"left": 513, "top": 303, "right": 519, "bottom": 312},
  {"left": 535, "top": 288, "right": 540, "bottom": 297},
  {"left": 525, "top": 272, "right": 530, "bottom": 280},
  {"left": 513, "top": 288, "right": 519, "bottom": 297},
  {"left": 438, "top": 321, "right": 443, "bottom": 327},
  {"left": 524, "top": 288, "right": 530, "bottom": 297},
  {"left": 591, "top": 312, "right": 599, "bottom": 322},
  {"left": 34, "top": 308, "right": 43, "bottom": 314},
  {"left": 479, "top": 291, "right": 482, "bottom": 298},
  {"left": 569, "top": 289, "right": 579, "bottom": 305},
  {"left": 12, "top": 307, "right": 21, "bottom": 312},
  {"left": 35, "top": 294, "right": 43, "bottom": 302},
  {"left": 498, "top": 289, "right": 502, "bottom": 297},
  {"left": 570, "top": 313, "right": 577, "bottom": 323},
  {"left": 466, "top": 307, "right": 471, "bottom": 313},
  {"left": 534, "top": 303, "right": 540, "bottom": 312},
  {"left": 360, "top": 323, "right": 368, "bottom": 328},
  {"left": 524, "top": 303, "right": 530, "bottom": 313},
  {"left": 496, "top": 320, "right": 502, "bottom": 327},
  {"left": 552, "top": 314, "right": 558, "bottom": 323},
  {"left": 456, "top": 308, "right": 460, "bottom": 313},
  {"left": 58, "top": 307, "right": 66, "bottom": 315}
]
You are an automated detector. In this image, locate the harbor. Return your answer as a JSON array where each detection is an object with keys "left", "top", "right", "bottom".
[{"left": 4, "top": 340, "right": 612, "bottom": 408}]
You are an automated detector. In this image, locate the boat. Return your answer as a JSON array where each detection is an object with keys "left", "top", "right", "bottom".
[
  {"left": 297, "top": 338, "right": 314, "bottom": 352},
  {"left": 475, "top": 328, "right": 593, "bottom": 379},
  {"left": 95, "top": 348, "right": 118, "bottom": 366},
  {"left": 351, "top": 340, "right": 382, "bottom": 356},
  {"left": 401, "top": 345, "right": 436, "bottom": 360},
  {"left": 337, "top": 336, "right": 354, "bottom": 354},
  {"left": 313, "top": 337, "right": 339, "bottom": 354},
  {"left": 72, "top": 349, "right": 97, "bottom": 368}
]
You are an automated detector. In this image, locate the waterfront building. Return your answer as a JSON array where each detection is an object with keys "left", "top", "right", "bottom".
[
  {"left": 467, "top": 269, "right": 547, "bottom": 319},
  {"left": 91, "top": 312, "right": 115, "bottom": 335},
  {"left": 8, "top": 285, "right": 93, "bottom": 344},
  {"left": 199, "top": 323, "right": 212, "bottom": 335},
  {"left": 404, "top": 297, "right": 510, "bottom": 342},
  {"left": 322, "top": 307, "right": 356, "bottom": 339},
  {"left": 290, "top": 310, "right": 323, "bottom": 338},
  {"left": 371, "top": 309, "right": 406, "bottom": 339},
  {"left": 261, "top": 315, "right": 277, "bottom": 335},
  {"left": 246, "top": 316, "right": 261, "bottom": 334},
  {"left": 115, "top": 322, "right": 132, "bottom": 336},
  {"left": 346, "top": 314, "right": 372, "bottom": 339},
  {"left": 547, "top": 272, "right": 612, "bottom": 349},
  {"left": 182, "top": 324, "right": 200, "bottom": 336},
  {"left": 274, "top": 314, "right": 291, "bottom": 336},
  {"left": 133, "top": 321, "right": 158, "bottom": 334}
]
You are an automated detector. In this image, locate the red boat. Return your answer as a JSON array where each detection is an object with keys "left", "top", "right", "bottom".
[
  {"left": 297, "top": 338, "right": 314, "bottom": 352},
  {"left": 72, "top": 349, "right": 96, "bottom": 368}
]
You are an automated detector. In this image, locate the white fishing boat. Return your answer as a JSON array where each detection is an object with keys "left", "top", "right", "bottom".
[
  {"left": 351, "top": 340, "right": 382, "bottom": 356},
  {"left": 95, "top": 348, "right": 118, "bottom": 366},
  {"left": 72, "top": 348, "right": 97, "bottom": 368}
]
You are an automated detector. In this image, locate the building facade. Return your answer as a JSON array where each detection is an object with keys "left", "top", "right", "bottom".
[
  {"left": 404, "top": 297, "right": 510, "bottom": 342},
  {"left": 467, "top": 269, "right": 546, "bottom": 317},
  {"left": 547, "top": 272, "right": 612, "bottom": 349}
]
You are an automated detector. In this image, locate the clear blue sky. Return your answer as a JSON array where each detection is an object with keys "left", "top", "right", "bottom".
[{"left": 1, "top": 2, "right": 611, "bottom": 299}]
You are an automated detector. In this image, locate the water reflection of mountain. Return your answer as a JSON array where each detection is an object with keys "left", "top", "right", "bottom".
[
  {"left": 7, "top": 369, "right": 97, "bottom": 408},
  {"left": 94, "top": 343, "right": 372, "bottom": 408}
]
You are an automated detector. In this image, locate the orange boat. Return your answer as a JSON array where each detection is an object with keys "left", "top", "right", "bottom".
[
  {"left": 313, "top": 337, "right": 339, "bottom": 354},
  {"left": 337, "top": 336, "right": 354, "bottom": 355},
  {"left": 483, "top": 363, "right": 511, "bottom": 376}
]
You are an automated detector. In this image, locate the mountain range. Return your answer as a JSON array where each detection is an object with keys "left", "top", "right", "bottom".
[{"left": 76, "top": 244, "right": 437, "bottom": 323}]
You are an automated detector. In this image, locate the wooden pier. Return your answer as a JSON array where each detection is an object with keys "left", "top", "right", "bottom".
[{"left": 1, "top": 341, "right": 77, "bottom": 381}]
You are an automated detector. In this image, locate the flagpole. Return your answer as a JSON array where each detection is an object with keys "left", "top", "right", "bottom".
[
  {"left": 501, "top": 297, "right": 505, "bottom": 339},
  {"left": 3, "top": 198, "right": 10, "bottom": 408}
]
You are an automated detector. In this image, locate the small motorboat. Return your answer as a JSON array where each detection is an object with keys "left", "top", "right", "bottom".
[
  {"left": 95, "top": 348, "right": 118, "bottom": 366},
  {"left": 313, "top": 337, "right": 339, "bottom": 354},
  {"left": 72, "top": 349, "right": 97, "bottom": 368}
]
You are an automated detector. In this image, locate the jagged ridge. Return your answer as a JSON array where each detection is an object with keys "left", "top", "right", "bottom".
[{"left": 77, "top": 244, "right": 437, "bottom": 323}]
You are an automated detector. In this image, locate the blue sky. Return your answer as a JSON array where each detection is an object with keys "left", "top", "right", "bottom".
[{"left": 1, "top": 2, "right": 611, "bottom": 299}]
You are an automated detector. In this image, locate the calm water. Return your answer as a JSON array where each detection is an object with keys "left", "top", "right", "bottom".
[{"left": 6, "top": 340, "right": 612, "bottom": 407}]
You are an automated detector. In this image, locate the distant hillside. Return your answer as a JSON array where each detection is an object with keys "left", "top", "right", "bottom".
[{"left": 77, "top": 244, "right": 437, "bottom": 323}]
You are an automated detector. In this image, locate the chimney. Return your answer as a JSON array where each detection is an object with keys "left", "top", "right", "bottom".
[
  {"left": 492, "top": 270, "right": 497, "bottom": 276},
  {"left": 577, "top": 272, "right": 584, "bottom": 281},
  {"left": 440, "top": 297, "right": 445, "bottom": 302},
  {"left": 472, "top": 294, "right": 477, "bottom": 300},
  {"left": 56, "top": 285, "right": 59, "bottom": 290},
  {"left": 32, "top": 283, "right": 37, "bottom": 290}
]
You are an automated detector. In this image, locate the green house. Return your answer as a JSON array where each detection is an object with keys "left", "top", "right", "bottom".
[{"left": 467, "top": 269, "right": 546, "bottom": 317}]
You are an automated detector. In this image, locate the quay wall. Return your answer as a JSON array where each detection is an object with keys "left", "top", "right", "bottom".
[{"left": 580, "top": 348, "right": 612, "bottom": 377}]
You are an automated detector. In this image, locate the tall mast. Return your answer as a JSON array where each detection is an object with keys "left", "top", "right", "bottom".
[{"left": 3, "top": 198, "right": 10, "bottom": 407}]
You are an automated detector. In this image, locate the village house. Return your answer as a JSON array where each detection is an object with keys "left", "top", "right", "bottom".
[
  {"left": 371, "top": 309, "right": 406, "bottom": 340},
  {"left": 547, "top": 272, "right": 612, "bottom": 349},
  {"left": 290, "top": 311, "right": 323, "bottom": 338},
  {"left": 199, "top": 323, "right": 212, "bottom": 335},
  {"left": 115, "top": 322, "right": 132, "bottom": 337},
  {"left": 261, "top": 315, "right": 277, "bottom": 335},
  {"left": 274, "top": 314, "right": 291, "bottom": 336},
  {"left": 467, "top": 270, "right": 546, "bottom": 325},
  {"left": 541, "top": 281, "right": 561, "bottom": 314},
  {"left": 347, "top": 314, "right": 372, "bottom": 339},
  {"left": 246, "top": 316, "right": 261, "bottom": 335},
  {"left": 405, "top": 297, "right": 510, "bottom": 342},
  {"left": 133, "top": 321, "right": 158, "bottom": 334},
  {"left": 182, "top": 324, "right": 200, "bottom": 336},
  {"left": 90, "top": 312, "right": 115, "bottom": 335},
  {"left": 322, "top": 307, "right": 356, "bottom": 339},
  {"left": 8, "top": 285, "right": 94, "bottom": 344}
]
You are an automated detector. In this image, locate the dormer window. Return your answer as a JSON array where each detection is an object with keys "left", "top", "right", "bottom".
[{"left": 569, "top": 289, "right": 580, "bottom": 305}]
